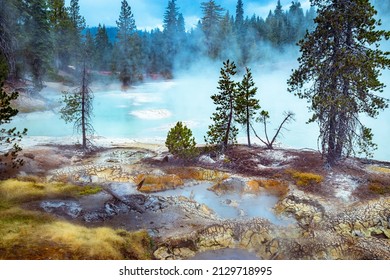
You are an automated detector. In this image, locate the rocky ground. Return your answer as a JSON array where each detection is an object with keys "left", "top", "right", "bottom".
[{"left": 4, "top": 142, "right": 390, "bottom": 260}]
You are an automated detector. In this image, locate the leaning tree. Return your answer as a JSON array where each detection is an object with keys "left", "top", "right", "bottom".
[
  {"left": 205, "top": 59, "right": 239, "bottom": 151},
  {"left": 288, "top": 0, "right": 390, "bottom": 165}
]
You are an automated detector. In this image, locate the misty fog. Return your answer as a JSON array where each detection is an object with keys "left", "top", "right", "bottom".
[{"left": 8, "top": 48, "right": 390, "bottom": 162}]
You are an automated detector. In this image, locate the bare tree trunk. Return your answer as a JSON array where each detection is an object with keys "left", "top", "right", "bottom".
[
  {"left": 223, "top": 94, "right": 234, "bottom": 150},
  {"left": 81, "top": 62, "right": 87, "bottom": 149},
  {"left": 327, "top": 111, "right": 337, "bottom": 165},
  {"left": 246, "top": 104, "right": 251, "bottom": 147}
]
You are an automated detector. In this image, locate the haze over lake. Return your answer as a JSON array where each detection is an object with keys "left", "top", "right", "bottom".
[{"left": 10, "top": 59, "right": 390, "bottom": 162}]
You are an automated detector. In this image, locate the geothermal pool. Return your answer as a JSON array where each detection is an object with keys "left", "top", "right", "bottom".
[{"left": 8, "top": 66, "right": 390, "bottom": 161}]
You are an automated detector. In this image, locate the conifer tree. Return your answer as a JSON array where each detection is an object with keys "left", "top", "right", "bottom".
[
  {"left": 162, "top": 0, "right": 180, "bottom": 75},
  {"left": 60, "top": 39, "right": 94, "bottom": 150},
  {"left": 68, "top": 0, "right": 86, "bottom": 67},
  {"left": 201, "top": 0, "right": 224, "bottom": 58},
  {"left": 288, "top": 0, "right": 390, "bottom": 165},
  {"left": 0, "top": 83, "right": 27, "bottom": 170},
  {"left": 25, "top": 0, "right": 52, "bottom": 90},
  {"left": 166, "top": 121, "right": 198, "bottom": 160},
  {"left": 235, "top": 67, "right": 260, "bottom": 147},
  {"left": 94, "top": 24, "right": 112, "bottom": 71},
  {"left": 115, "top": 0, "right": 137, "bottom": 86},
  {"left": 205, "top": 60, "right": 238, "bottom": 151},
  {"left": 48, "top": 0, "right": 72, "bottom": 70}
]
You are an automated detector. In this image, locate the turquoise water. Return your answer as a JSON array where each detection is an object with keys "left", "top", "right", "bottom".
[
  {"left": 8, "top": 68, "right": 390, "bottom": 161},
  {"left": 153, "top": 182, "right": 294, "bottom": 225}
]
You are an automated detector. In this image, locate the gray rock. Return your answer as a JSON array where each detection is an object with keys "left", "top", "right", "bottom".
[
  {"left": 199, "top": 155, "right": 216, "bottom": 164},
  {"left": 40, "top": 200, "right": 82, "bottom": 218}
]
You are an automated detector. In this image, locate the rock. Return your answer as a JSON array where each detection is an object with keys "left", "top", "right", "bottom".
[
  {"left": 173, "top": 248, "right": 196, "bottom": 259},
  {"left": 154, "top": 247, "right": 173, "bottom": 260},
  {"left": 40, "top": 200, "right": 82, "bottom": 218},
  {"left": 104, "top": 202, "right": 119, "bottom": 216},
  {"left": 199, "top": 155, "right": 216, "bottom": 164},
  {"left": 211, "top": 177, "right": 246, "bottom": 195},
  {"left": 23, "top": 153, "right": 35, "bottom": 159},
  {"left": 199, "top": 204, "right": 214, "bottom": 216},
  {"left": 144, "top": 196, "right": 168, "bottom": 211}
]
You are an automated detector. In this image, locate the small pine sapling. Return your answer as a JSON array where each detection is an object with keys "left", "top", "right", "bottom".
[{"left": 166, "top": 121, "right": 198, "bottom": 160}]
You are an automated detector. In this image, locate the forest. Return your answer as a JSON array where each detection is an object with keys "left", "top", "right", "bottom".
[{"left": 1, "top": 0, "right": 316, "bottom": 88}]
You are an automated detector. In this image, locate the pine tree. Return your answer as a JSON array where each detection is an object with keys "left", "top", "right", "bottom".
[
  {"left": 0, "top": 0, "right": 20, "bottom": 80},
  {"left": 24, "top": 0, "right": 52, "bottom": 90},
  {"left": 235, "top": 0, "right": 244, "bottom": 28},
  {"left": 266, "top": 0, "right": 288, "bottom": 46},
  {"left": 94, "top": 24, "right": 112, "bottom": 71},
  {"left": 235, "top": 67, "right": 260, "bottom": 147},
  {"left": 205, "top": 60, "right": 238, "bottom": 151},
  {"left": 288, "top": 0, "right": 390, "bottom": 165},
  {"left": 201, "top": 0, "right": 224, "bottom": 58},
  {"left": 60, "top": 40, "right": 94, "bottom": 150},
  {"left": 287, "top": 1, "right": 305, "bottom": 44},
  {"left": 48, "top": 0, "right": 72, "bottom": 70},
  {"left": 115, "top": 0, "right": 137, "bottom": 86},
  {"left": 0, "top": 83, "right": 27, "bottom": 170},
  {"left": 68, "top": 0, "right": 86, "bottom": 67},
  {"left": 165, "top": 121, "right": 198, "bottom": 160},
  {"left": 162, "top": 0, "right": 180, "bottom": 75}
]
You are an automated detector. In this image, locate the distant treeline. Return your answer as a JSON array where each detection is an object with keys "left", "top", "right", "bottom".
[{"left": 0, "top": 0, "right": 316, "bottom": 88}]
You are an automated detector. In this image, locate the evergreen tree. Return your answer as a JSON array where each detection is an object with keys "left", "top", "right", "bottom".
[
  {"left": 162, "top": 0, "right": 180, "bottom": 75},
  {"left": 68, "top": 0, "right": 85, "bottom": 32},
  {"left": 60, "top": 34, "right": 94, "bottom": 150},
  {"left": 60, "top": 62, "right": 94, "bottom": 150},
  {"left": 235, "top": 67, "right": 260, "bottom": 147},
  {"left": 201, "top": 0, "right": 224, "bottom": 58},
  {"left": 165, "top": 121, "right": 198, "bottom": 160},
  {"left": 0, "top": 83, "right": 27, "bottom": 170},
  {"left": 68, "top": 0, "right": 86, "bottom": 67},
  {"left": 287, "top": 1, "right": 305, "bottom": 44},
  {"left": 0, "top": 0, "right": 20, "bottom": 80},
  {"left": 235, "top": 0, "right": 244, "bottom": 28},
  {"left": 288, "top": 0, "right": 390, "bottom": 165},
  {"left": 115, "top": 0, "right": 137, "bottom": 86},
  {"left": 24, "top": 0, "right": 52, "bottom": 90},
  {"left": 48, "top": 0, "right": 72, "bottom": 70},
  {"left": 234, "top": 0, "right": 248, "bottom": 62},
  {"left": 219, "top": 11, "right": 235, "bottom": 60},
  {"left": 205, "top": 60, "right": 238, "bottom": 151},
  {"left": 94, "top": 24, "right": 112, "bottom": 71},
  {"left": 266, "top": 0, "right": 288, "bottom": 46}
]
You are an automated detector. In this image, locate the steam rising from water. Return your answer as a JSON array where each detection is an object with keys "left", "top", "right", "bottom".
[{"left": 6, "top": 50, "right": 390, "bottom": 162}]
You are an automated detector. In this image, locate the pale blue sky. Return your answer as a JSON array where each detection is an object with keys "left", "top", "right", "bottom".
[{"left": 65, "top": 0, "right": 312, "bottom": 29}]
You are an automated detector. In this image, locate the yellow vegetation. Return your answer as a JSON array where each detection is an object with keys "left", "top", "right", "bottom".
[
  {"left": 0, "top": 179, "right": 102, "bottom": 207},
  {"left": 369, "top": 166, "right": 390, "bottom": 174},
  {"left": 286, "top": 170, "right": 323, "bottom": 187},
  {"left": 0, "top": 208, "right": 153, "bottom": 260},
  {"left": 246, "top": 179, "right": 289, "bottom": 197},
  {"left": 166, "top": 167, "right": 229, "bottom": 181},
  {"left": 135, "top": 174, "right": 184, "bottom": 192},
  {"left": 0, "top": 178, "right": 152, "bottom": 259},
  {"left": 368, "top": 182, "right": 390, "bottom": 195}
]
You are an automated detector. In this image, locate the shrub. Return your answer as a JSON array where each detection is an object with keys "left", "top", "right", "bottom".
[{"left": 165, "top": 122, "right": 198, "bottom": 160}]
